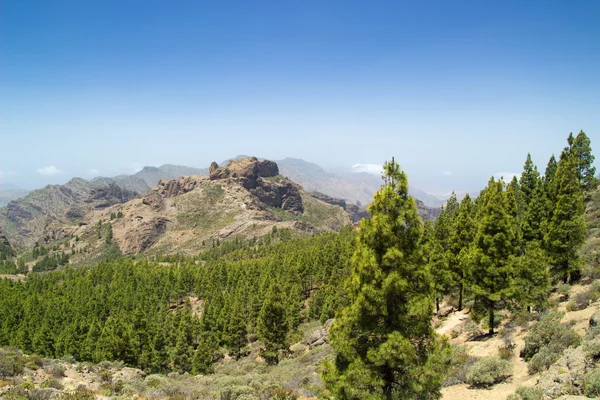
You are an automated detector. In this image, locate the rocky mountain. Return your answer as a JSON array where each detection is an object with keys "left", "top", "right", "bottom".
[
  {"left": 64, "top": 157, "right": 350, "bottom": 258},
  {"left": 0, "top": 178, "right": 139, "bottom": 249}
]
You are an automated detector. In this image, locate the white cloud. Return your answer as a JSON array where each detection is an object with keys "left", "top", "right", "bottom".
[
  {"left": 352, "top": 163, "right": 383, "bottom": 175},
  {"left": 37, "top": 166, "right": 63, "bottom": 176},
  {"left": 87, "top": 169, "right": 100, "bottom": 176},
  {"left": 443, "top": 170, "right": 453, "bottom": 176},
  {"left": 493, "top": 172, "right": 521, "bottom": 181}
]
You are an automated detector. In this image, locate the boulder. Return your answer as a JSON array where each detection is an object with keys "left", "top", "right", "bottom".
[{"left": 589, "top": 310, "right": 600, "bottom": 328}]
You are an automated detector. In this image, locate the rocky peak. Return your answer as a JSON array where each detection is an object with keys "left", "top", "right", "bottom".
[{"left": 209, "top": 156, "right": 279, "bottom": 189}]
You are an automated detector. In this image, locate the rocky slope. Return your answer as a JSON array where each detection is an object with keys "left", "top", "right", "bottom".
[
  {"left": 0, "top": 179, "right": 139, "bottom": 249},
  {"left": 66, "top": 157, "right": 351, "bottom": 258}
]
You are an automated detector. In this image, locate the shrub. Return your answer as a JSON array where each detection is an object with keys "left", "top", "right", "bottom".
[
  {"left": 59, "top": 390, "right": 96, "bottom": 400},
  {"left": 0, "top": 350, "right": 25, "bottom": 377},
  {"left": 507, "top": 386, "right": 544, "bottom": 400},
  {"left": 25, "top": 355, "right": 43, "bottom": 370},
  {"left": 521, "top": 312, "right": 581, "bottom": 362},
  {"left": 585, "top": 369, "right": 600, "bottom": 398},
  {"left": 465, "top": 357, "right": 512, "bottom": 388},
  {"left": 46, "top": 364, "right": 66, "bottom": 378},
  {"left": 527, "top": 346, "right": 561, "bottom": 374},
  {"left": 463, "top": 321, "right": 483, "bottom": 338},
  {"left": 498, "top": 346, "right": 514, "bottom": 361},
  {"left": 442, "top": 346, "right": 478, "bottom": 387},
  {"left": 557, "top": 283, "right": 571, "bottom": 300},
  {"left": 41, "top": 378, "right": 64, "bottom": 390}
]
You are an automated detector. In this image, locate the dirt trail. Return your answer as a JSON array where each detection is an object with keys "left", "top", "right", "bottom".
[
  {"left": 436, "top": 309, "right": 469, "bottom": 336},
  {"left": 441, "top": 331, "right": 537, "bottom": 400}
]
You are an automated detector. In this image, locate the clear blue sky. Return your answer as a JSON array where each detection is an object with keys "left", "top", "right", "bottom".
[{"left": 1, "top": 0, "right": 599, "bottom": 194}]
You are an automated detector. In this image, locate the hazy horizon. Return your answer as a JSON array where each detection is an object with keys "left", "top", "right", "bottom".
[{"left": 2, "top": 1, "right": 599, "bottom": 194}]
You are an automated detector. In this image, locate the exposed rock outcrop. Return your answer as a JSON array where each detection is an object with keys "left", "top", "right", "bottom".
[
  {"left": 210, "top": 157, "right": 304, "bottom": 214},
  {"left": 120, "top": 217, "right": 171, "bottom": 254},
  {"left": 86, "top": 183, "right": 139, "bottom": 208},
  {"left": 308, "top": 191, "right": 368, "bottom": 223},
  {"left": 251, "top": 179, "right": 304, "bottom": 214},
  {"left": 209, "top": 157, "right": 279, "bottom": 189},
  {"left": 154, "top": 176, "right": 205, "bottom": 198}
]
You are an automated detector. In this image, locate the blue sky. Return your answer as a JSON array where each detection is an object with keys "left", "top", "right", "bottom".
[{"left": 1, "top": 0, "right": 599, "bottom": 194}]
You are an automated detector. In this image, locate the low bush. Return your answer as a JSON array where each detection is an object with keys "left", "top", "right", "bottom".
[
  {"left": 507, "top": 386, "right": 544, "bottom": 400},
  {"left": 498, "top": 346, "right": 514, "bottom": 361},
  {"left": 0, "top": 350, "right": 25, "bottom": 378},
  {"left": 527, "top": 346, "right": 562, "bottom": 374},
  {"left": 584, "top": 368, "right": 600, "bottom": 398},
  {"left": 465, "top": 357, "right": 512, "bottom": 388},
  {"left": 521, "top": 312, "right": 580, "bottom": 362},
  {"left": 25, "top": 355, "right": 43, "bottom": 370},
  {"left": 442, "top": 346, "right": 478, "bottom": 387},
  {"left": 557, "top": 283, "right": 571, "bottom": 300},
  {"left": 41, "top": 378, "right": 64, "bottom": 390}
]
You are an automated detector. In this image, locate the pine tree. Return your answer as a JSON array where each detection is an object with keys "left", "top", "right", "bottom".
[
  {"left": 471, "top": 177, "right": 517, "bottom": 335},
  {"left": 449, "top": 194, "right": 477, "bottom": 310},
  {"left": 521, "top": 178, "right": 548, "bottom": 244},
  {"left": 546, "top": 152, "right": 586, "bottom": 282},
  {"left": 323, "top": 157, "right": 450, "bottom": 400},
  {"left": 515, "top": 242, "right": 550, "bottom": 312},
  {"left": 520, "top": 153, "right": 540, "bottom": 207},
  {"left": 192, "top": 332, "right": 216, "bottom": 375},
  {"left": 544, "top": 155, "right": 558, "bottom": 189},
  {"left": 506, "top": 176, "right": 525, "bottom": 253},
  {"left": 105, "top": 224, "right": 113, "bottom": 244},
  {"left": 256, "top": 284, "right": 288, "bottom": 365},
  {"left": 571, "top": 130, "right": 597, "bottom": 191}
]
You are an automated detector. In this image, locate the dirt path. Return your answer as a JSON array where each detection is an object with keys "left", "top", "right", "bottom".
[
  {"left": 442, "top": 332, "right": 537, "bottom": 400},
  {"left": 436, "top": 309, "right": 469, "bottom": 336}
]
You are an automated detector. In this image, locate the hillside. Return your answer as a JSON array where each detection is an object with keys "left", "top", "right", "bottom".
[
  {"left": 0, "top": 178, "right": 139, "bottom": 249},
  {"left": 65, "top": 157, "right": 351, "bottom": 260}
]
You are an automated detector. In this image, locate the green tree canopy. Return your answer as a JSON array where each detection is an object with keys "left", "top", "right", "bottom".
[{"left": 323, "top": 157, "right": 450, "bottom": 400}]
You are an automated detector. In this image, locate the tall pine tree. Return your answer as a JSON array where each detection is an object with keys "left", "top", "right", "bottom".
[
  {"left": 546, "top": 151, "right": 586, "bottom": 282},
  {"left": 323, "top": 158, "right": 450, "bottom": 400},
  {"left": 571, "top": 130, "right": 597, "bottom": 191},
  {"left": 471, "top": 178, "right": 517, "bottom": 335}
]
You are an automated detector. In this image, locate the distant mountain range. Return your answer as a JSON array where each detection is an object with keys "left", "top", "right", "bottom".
[{"left": 0, "top": 157, "right": 447, "bottom": 251}]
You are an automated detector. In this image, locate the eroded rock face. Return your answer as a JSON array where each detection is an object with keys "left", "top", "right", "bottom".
[
  {"left": 209, "top": 157, "right": 303, "bottom": 214},
  {"left": 251, "top": 179, "right": 304, "bottom": 214},
  {"left": 308, "top": 191, "right": 347, "bottom": 209},
  {"left": 154, "top": 176, "right": 205, "bottom": 198},
  {"left": 120, "top": 217, "right": 170, "bottom": 254},
  {"left": 209, "top": 157, "right": 279, "bottom": 189},
  {"left": 86, "top": 183, "right": 139, "bottom": 209}
]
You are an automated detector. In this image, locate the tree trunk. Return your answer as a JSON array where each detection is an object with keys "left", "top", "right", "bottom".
[
  {"left": 458, "top": 283, "right": 463, "bottom": 311},
  {"left": 436, "top": 297, "right": 440, "bottom": 313},
  {"left": 527, "top": 305, "right": 531, "bottom": 313},
  {"left": 489, "top": 309, "right": 494, "bottom": 335}
]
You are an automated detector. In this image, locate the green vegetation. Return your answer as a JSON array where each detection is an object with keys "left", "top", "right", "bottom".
[
  {"left": 464, "top": 356, "right": 513, "bottom": 388},
  {"left": 0, "top": 229, "right": 354, "bottom": 375},
  {"left": 323, "top": 158, "right": 451, "bottom": 399},
  {"left": 521, "top": 312, "right": 581, "bottom": 374}
]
